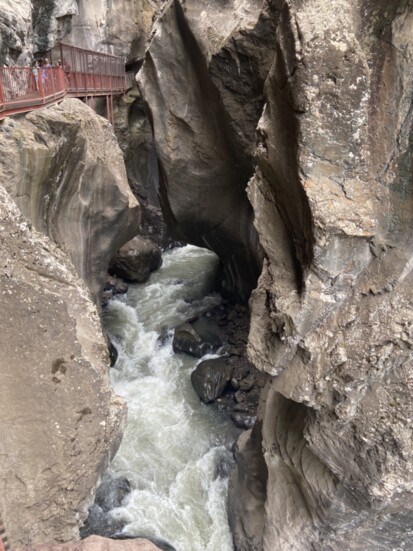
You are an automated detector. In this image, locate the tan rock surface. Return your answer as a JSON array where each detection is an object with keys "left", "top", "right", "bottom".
[
  {"left": 0, "top": 186, "right": 126, "bottom": 545},
  {"left": 0, "top": 99, "right": 140, "bottom": 303},
  {"left": 20, "top": 534, "right": 162, "bottom": 551},
  {"left": 136, "top": 0, "right": 413, "bottom": 548},
  {"left": 234, "top": 1, "right": 413, "bottom": 549}
]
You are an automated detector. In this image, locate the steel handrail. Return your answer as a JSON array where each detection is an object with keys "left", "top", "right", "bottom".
[{"left": 0, "top": 44, "right": 126, "bottom": 120}]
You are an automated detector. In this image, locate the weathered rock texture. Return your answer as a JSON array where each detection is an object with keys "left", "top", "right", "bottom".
[
  {"left": 0, "top": 185, "right": 126, "bottom": 546},
  {"left": 232, "top": 1, "right": 413, "bottom": 550},
  {"left": 0, "top": 99, "right": 140, "bottom": 302},
  {"left": 67, "top": 0, "right": 158, "bottom": 61},
  {"left": 0, "top": 0, "right": 79, "bottom": 64},
  {"left": 0, "top": 0, "right": 158, "bottom": 65},
  {"left": 19, "top": 534, "right": 162, "bottom": 551},
  {"left": 137, "top": 0, "right": 277, "bottom": 300},
  {"left": 135, "top": 0, "right": 413, "bottom": 549},
  {"left": 0, "top": 0, "right": 33, "bottom": 65}
]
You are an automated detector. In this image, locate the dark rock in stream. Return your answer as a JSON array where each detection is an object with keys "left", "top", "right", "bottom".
[
  {"left": 95, "top": 476, "right": 131, "bottom": 512},
  {"left": 109, "top": 236, "right": 162, "bottom": 283},
  {"left": 172, "top": 320, "right": 224, "bottom": 357},
  {"left": 108, "top": 341, "right": 118, "bottom": 367},
  {"left": 174, "top": 300, "right": 270, "bottom": 429},
  {"left": 191, "top": 358, "right": 232, "bottom": 403},
  {"left": 80, "top": 476, "right": 132, "bottom": 538}
]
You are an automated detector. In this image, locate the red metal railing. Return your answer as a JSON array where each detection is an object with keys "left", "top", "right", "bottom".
[
  {"left": 0, "top": 43, "right": 126, "bottom": 121},
  {"left": 0, "top": 67, "right": 66, "bottom": 117}
]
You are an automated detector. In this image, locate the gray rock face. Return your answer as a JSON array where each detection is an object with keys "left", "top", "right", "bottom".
[
  {"left": 232, "top": 1, "right": 413, "bottom": 550},
  {"left": 0, "top": 100, "right": 140, "bottom": 303},
  {"left": 32, "top": 0, "right": 78, "bottom": 53},
  {"left": 0, "top": 0, "right": 33, "bottom": 65},
  {"left": 65, "top": 0, "right": 158, "bottom": 61},
  {"left": 0, "top": 185, "right": 126, "bottom": 546},
  {"left": 137, "top": 0, "right": 268, "bottom": 301}
]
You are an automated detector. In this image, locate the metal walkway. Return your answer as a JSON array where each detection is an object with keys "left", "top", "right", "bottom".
[{"left": 0, "top": 43, "right": 126, "bottom": 124}]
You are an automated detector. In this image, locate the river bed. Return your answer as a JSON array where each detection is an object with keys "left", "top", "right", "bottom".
[{"left": 102, "top": 245, "right": 240, "bottom": 551}]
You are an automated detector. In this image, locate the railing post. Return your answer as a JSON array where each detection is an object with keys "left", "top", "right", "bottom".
[
  {"left": 38, "top": 70, "right": 45, "bottom": 102},
  {"left": 51, "top": 67, "right": 56, "bottom": 98},
  {"left": 0, "top": 70, "right": 5, "bottom": 111},
  {"left": 58, "top": 67, "right": 66, "bottom": 94}
]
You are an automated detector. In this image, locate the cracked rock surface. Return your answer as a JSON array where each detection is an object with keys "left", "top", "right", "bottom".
[
  {"left": 135, "top": 0, "right": 413, "bottom": 549},
  {"left": 0, "top": 185, "right": 126, "bottom": 546},
  {"left": 0, "top": 100, "right": 140, "bottom": 303}
]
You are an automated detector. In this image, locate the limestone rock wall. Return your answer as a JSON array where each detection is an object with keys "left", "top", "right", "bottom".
[
  {"left": 0, "top": 185, "right": 126, "bottom": 546},
  {"left": 0, "top": 0, "right": 158, "bottom": 66},
  {"left": 137, "top": 0, "right": 276, "bottom": 300},
  {"left": 134, "top": 0, "right": 413, "bottom": 548},
  {"left": 234, "top": 1, "right": 413, "bottom": 549},
  {"left": 0, "top": 99, "right": 140, "bottom": 303},
  {"left": 67, "top": 0, "right": 158, "bottom": 61},
  {"left": 0, "top": 0, "right": 33, "bottom": 65}
]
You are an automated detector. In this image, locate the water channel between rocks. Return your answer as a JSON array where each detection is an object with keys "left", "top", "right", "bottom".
[{"left": 103, "top": 245, "right": 241, "bottom": 551}]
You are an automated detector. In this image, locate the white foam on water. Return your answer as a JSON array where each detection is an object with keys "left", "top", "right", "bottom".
[{"left": 103, "top": 245, "right": 239, "bottom": 551}]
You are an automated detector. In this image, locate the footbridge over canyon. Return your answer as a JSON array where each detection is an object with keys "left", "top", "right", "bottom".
[{"left": 0, "top": 43, "right": 129, "bottom": 125}]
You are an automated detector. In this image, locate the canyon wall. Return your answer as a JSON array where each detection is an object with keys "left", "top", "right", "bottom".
[
  {"left": 1, "top": 0, "right": 412, "bottom": 549},
  {"left": 136, "top": 0, "right": 413, "bottom": 549},
  {"left": 0, "top": 99, "right": 140, "bottom": 302},
  {"left": 0, "top": 184, "right": 126, "bottom": 545},
  {"left": 0, "top": 93, "right": 140, "bottom": 546},
  {"left": 0, "top": 0, "right": 158, "bottom": 65}
]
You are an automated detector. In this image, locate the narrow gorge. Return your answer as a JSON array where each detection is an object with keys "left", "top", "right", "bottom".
[{"left": 0, "top": 1, "right": 412, "bottom": 551}]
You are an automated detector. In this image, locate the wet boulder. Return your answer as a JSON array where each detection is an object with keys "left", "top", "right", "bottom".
[
  {"left": 95, "top": 476, "right": 131, "bottom": 512},
  {"left": 109, "top": 236, "right": 162, "bottom": 283},
  {"left": 173, "top": 318, "right": 225, "bottom": 358},
  {"left": 191, "top": 358, "right": 232, "bottom": 403}
]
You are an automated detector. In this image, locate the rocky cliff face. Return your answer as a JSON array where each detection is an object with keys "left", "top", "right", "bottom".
[
  {"left": 0, "top": 0, "right": 157, "bottom": 66},
  {"left": 135, "top": 0, "right": 413, "bottom": 549},
  {"left": 0, "top": 99, "right": 140, "bottom": 303},
  {"left": 1, "top": 0, "right": 412, "bottom": 549},
  {"left": 67, "top": 0, "right": 158, "bottom": 61},
  {"left": 137, "top": 0, "right": 276, "bottom": 300},
  {"left": 0, "top": 185, "right": 126, "bottom": 546}
]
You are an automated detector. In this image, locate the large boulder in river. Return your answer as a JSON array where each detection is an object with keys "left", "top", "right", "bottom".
[
  {"left": 173, "top": 318, "right": 225, "bottom": 358},
  {"left": 0, "top": 185, "right": 126, "bottom": 546},
  {"left": 0, "top": 99, "right": 140, "bottom": 304},
  {"left": 191, "top": 358, "right": 232, "bottom": 404},
  {"left": 108, "top": 236, "right": 162, "bottom": 283}
]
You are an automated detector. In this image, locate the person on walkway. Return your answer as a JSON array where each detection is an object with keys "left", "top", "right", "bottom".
[
  {"left": 32, "top": 60, "right": 39, "bottom": 91},
  {"left": 41, "top": 58, "right": 51, "bottom": 90}
]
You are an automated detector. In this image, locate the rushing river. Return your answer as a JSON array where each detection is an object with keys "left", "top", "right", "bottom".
[{"left": 102, "top": 245, "right": 240, "bottom": 551}]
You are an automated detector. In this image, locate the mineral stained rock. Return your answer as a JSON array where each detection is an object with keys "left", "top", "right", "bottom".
[
  {"left": 18, "top": 534, "right": 163, "bottom": 551},
  {"left": 0, "top": 185, "right": 126, "bottom": 546},
  {"left": 135, "top": 0, "right": 413, "bottom": 549},
  {"left": 0, "top": 99, "right": 140, "bottom": 303},
  {"left": 234, "top": 1, "right": 413, "bottom": 550},
  {"left": 137, "top": 0, "right": 271, "bottom": 301}
]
